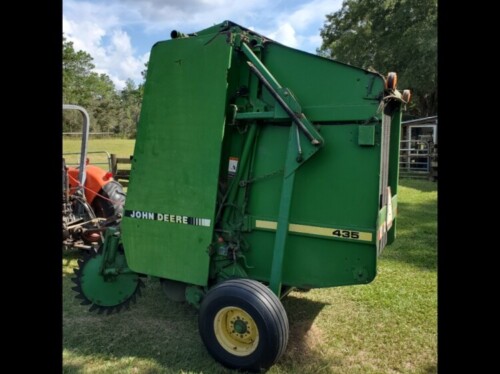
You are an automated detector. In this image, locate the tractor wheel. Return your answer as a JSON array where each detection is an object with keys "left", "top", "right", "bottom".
[
  {"left": 198, "top": 279, "right": 289, "bottom": 372},
  {"left": 91, "top": 180, "right": 126, "bottom": 222}
]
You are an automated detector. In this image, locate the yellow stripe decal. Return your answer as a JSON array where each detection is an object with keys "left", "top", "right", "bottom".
[
  {"left": 255, "top": 220, "right": 278, "bottom": 230},
  {"left": 255, "top": 220, "right": 372, "bottom": 242},
  {"left": 289, "top": 223, "right": 334, "bottom": 237}
]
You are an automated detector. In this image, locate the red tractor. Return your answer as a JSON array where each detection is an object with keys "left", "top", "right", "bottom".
[{"left": 62, "top": 104, "right": 125, "bottom": 251}]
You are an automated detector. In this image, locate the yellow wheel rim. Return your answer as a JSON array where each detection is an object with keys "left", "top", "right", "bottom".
[{"left": 214, "top": 306, "right": 259, "bottom": 356}]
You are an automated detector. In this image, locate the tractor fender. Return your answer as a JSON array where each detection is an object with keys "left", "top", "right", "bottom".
[{"left": 67, "top": 165, "right": 113, "bottom": 204}]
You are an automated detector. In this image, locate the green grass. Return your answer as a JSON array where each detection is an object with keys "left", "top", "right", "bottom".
[
  {"left": 63, "top": 138, "right": 135, "bottom": 171},
  {"left": 63, "top": 138, "right": 136, "bottom": 155},
  {"left": 63, "top": 138, "right": 437, "bottom": 373}
]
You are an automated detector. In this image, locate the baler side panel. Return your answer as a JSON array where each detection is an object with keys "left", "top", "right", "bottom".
[
  {"left": 262, "top": 43, "right": 383, "bottom": 122},
  {"left": 244, "top": 125, "right": 380, "bottom": 287},
  {"left": 121, "top": 35, "right": 232, "bottom": 286},
  {"left": 240, "top": 43, "right": 385, "bottom": 288}
]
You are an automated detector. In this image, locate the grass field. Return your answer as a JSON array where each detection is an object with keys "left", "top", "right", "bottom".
[
  {"left": 63, "top": 138, "right": 136, "bottom": 172},
  {"left": 63, "top": 138, "right": 136, "bottom": 156},
  {"left": 63, "top": 138, "right": 437, "bottom": 373}
]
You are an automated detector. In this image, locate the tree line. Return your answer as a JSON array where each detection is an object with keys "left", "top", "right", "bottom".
[{"left": 63, "top": 36, "right": 145, "bottom": 138}]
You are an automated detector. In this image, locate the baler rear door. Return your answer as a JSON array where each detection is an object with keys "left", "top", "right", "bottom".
[{"left": 121, "top": 34, "right": 232, "bottom": 286}]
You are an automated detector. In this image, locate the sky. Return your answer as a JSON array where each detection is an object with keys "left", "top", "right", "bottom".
[{"left": 63, "top": 0, "right": 342, "bottom": 90}]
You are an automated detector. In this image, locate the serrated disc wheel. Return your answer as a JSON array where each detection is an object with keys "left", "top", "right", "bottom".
[{"left": 71, "top": 249, "right": 144, "bottom": 315}]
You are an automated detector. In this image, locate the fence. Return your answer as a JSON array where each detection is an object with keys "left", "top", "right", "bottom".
[
  {"left": 63, "top": 151, "right": 112, "bottom": 172},
  {"left": 399, "top": 139, "right": 434, "bottom": 179},
  {"left": 63, "top": 132, "right": 119, "bottom": 138}
]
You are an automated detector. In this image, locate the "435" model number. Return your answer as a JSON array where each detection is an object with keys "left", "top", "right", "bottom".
[{"left": 332, "top": 229, "right": 360, "bottom": 239}]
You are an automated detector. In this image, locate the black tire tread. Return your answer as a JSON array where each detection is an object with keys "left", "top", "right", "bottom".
[
  {"left": 91, "top": 180, "right": 126, "bottom": 220},
  {"left": 199, "top": 278, "right": 289, "bottom": 371}
]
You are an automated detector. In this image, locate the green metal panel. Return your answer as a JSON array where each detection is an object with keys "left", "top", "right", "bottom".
[
  {"left": 217, "top": 34, "right": 389, "bottom": 290},
  {"left": 262, "top": 43, "right": 384, "bottom": 123},
  {"left": 358, "top": 125, "right": 376, "bottom": 146},
  {"left": 241, "top": 123, "right": 381, "bottom": 287},
  {"left": 121, "top": 34, "right": 232, "bottom": 286}
]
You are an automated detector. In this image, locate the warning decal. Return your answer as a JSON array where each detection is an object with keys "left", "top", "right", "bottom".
[{"left": 228, "top": 157, "right": 239, "bottom": 177}]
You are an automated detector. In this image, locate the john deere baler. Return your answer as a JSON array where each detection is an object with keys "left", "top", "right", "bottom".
[{"left": 72, "top": 21, "right": 409, "bottom": 372}]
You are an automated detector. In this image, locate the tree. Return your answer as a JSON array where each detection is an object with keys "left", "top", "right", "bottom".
[
  {"left": 318, "top": 0, "right": 437, "bottom": 116},
  {"left": 63, "top": 35, "right": 149, "bottom": 137},
  {"left": 63, "top": 36, "right": 120, "bottom": 133},
  {"left": 117, "top": 79, "right": 143, "bottom": 138},
  {"left": 141, "top": 61, "right": 148, "bottom": 81}
]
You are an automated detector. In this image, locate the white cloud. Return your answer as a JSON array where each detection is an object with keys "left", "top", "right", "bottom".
[
  {"left": 63, "top": 0, "right": 146, "bottom": 89},
  {"left": 268, "top": 23, "right": 298, "bottom": 48},
  {"left": 63, "top": 0, "right": 342, "bottom": 89},
  {"left": 62, "top": 0, "right": 278, "bottom": 89},
  {"left": 307, "top": 34, "right": 323, "bottom": 45},
  {"left": 119, "top": 0, "right": 271, "bottom": 32},
  {"left": 264, "top": 0, "right": 342, "bottom": 52},
  {"left": 287, "top": 0, "right": 336, "bottom": 32}
]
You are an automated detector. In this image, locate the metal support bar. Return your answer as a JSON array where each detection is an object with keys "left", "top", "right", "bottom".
[
  {"left": 239, "top": 43, "right": 323, "bottom": 146},
  {"left": 240, "top": 42, "right": 282, "bottom": 88},
  {"left": 63, "top": 104, "right": 90, "bottom": 191},
  {"left": 99, "top": 227, "right": 120, "bottom": 275},
  {"left": 377, "top": 106, "right": 392, "bottom": 254},
  {"left": 268, "top": 172, "right": 294, "bottom": 296},
  {"left": 280, "top": 286, "right": 295, "bottom": 299},
  {"left": 235, "top": 111, "right": 275, "bottom": 120},
  {"left": 269, "top": 125, "right": 298, "bottom": 297},
  {"left": 246, "top": 61, "right": 321, "bottom": 145}
]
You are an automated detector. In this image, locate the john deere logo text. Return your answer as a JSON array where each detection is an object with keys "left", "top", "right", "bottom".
[{"left": 125, "top": 210, "right": 211, "bottom": 227}]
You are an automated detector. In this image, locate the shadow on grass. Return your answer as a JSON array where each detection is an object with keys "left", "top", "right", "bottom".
[
  {"left": 279, "top": 294, "right": 332, "bottom": 370},
  {"left": 64, "top": 280, "right": 228, "bottom": 373},
  {"left": 63, "top": 277, "right": 331, "bottom": 373}
]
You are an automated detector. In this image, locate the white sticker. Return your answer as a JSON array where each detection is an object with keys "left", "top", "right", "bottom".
[
  {"left": 228, "top": 157, "right": 239, "bottom": 176},
  {"left": 387, "top": 186, "right": 394, "bottom": 230}
]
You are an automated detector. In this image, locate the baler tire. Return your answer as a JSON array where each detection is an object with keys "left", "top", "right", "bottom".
[{"left": 198, "top": 278, "right": 289, "bottom": 372}]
